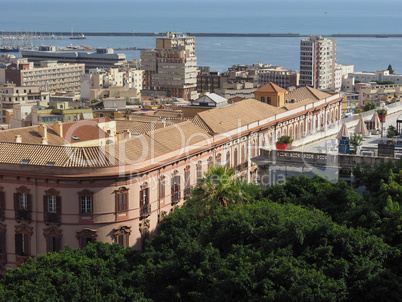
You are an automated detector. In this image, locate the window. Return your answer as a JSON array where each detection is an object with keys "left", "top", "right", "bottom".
[
  {"left": 0, "top": 224, "right": 6, "bottom": 265},
  {"left": 226, "top": 151, "right": 231, "bottom": 169},
  {"left": 43, "top": 227, "right": 62, "bottom": 253},
  {"left": 139, "top": 184, "right": 150, "bottom": 218},
  {"left": 20, "top": 193, "right": 27, "bottom": 210},
  {"left": 15, "top": 224, "right": 33, "bottom": 264},
  {"left": 171, "top": 172, "right": 181, "bottom": 204},
  {"left": 81, "top": 196, "right": 91, "bottom": 213},
  {"left": 207, "top": 156, "right": 213, "bottom": 169},
  {"left": 184, "top": 166, "right": 191, "bottom": 197},
  {"left": 113, "top": 226, "right": 131, "bottom": 248},
  {"left": 216, "top": 153, "right": 222, "bottom": 167},
  {"left": 196, "top": 161, "right": 202, "bottom": 186},
  {"left": 234, "top": 148, "right": 238, "bottom": 167},
  {"left": 0, "top": 188, "right": 5, "bottom": 220},
  {"left": 76, "top": 228, "right": 97, "bottom": 249},
  {"left": 261, "top": 96, "right": 265, "bottom": 103},
  {"left": 78, "top": 190, "right": 94, "bottom": 222},
  {"left": 159, "top": 176, "right": 166, "bottom": 199},
  {"left": 43, "top": 189, "right": 61, "bottom": 224},
  {"left": 14, "top": 186, "right": 31, "bottom": 222},
  {"left": 116, "top": 187, "right": 129, "bottom": 213}
]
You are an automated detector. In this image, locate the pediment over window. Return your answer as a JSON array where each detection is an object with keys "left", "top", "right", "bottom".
[
  {"left": 43, "top": 227, "right": 62, "bottom": 238},
  {"left": 44, "top": 188, "right": 60, "bottom": 196},
  {"left": 16, "top": 186, "right": 30, "bottom": 194},
  {"left": 15, "top": 224, "right": 33, "bottom": 235},
  {"left": 113, "top": 226, "right": 132, "bottom": 237},
  {"left": 76, "top": 228, "right": 97, "bottom": 239}
]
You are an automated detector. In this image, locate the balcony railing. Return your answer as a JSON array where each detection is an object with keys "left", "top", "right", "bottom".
[
  {"left": 44, "top": 212, "right": 61, "bottom": 224},
  {"left": 171, "top": 191, "right": 181, "bottom": 204},
  {"left": 140, "top": 204, "right": 151, "bottom": 218},
  {"left": 15, "top": 210, "right": 31, "bottom": 222},
  {"left": 184, "top": 187, "right": 193, "bottom": 198},
  {"left": 0, "top": 253, "right": 6, "bottom": 265}
]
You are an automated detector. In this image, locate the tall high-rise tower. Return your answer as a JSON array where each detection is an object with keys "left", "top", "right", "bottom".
[
  {"left": 141, "top": 32, "right": 197, "bottom": 100},
  {"left": 299, "top": 36, "right": 336, "bottom": 90}
]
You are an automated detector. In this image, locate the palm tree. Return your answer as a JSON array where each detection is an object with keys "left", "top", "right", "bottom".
[{"left": 192, "top": 166, "right": 250, "bottom": 216}]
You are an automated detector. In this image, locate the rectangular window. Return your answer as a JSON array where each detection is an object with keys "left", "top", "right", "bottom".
[
  {"left": 48, "top": 196, "right": 56, "bottom": 213},
  {"left": 159, "top": 178, "right": 165, "bottom": 198},
  {"left": 171, "top": 176, "right": 181, "bottom": 203},
  {"left": 80, "top": 237, "right": 94, "bottom": 249},
  {"left": 140, "top": 188, "right": 149, "bottom": 206},
  {"left": 19, "top": 193, "right": 27, "bottom": 210},
  {"left": 117, "top": 234, "right": 128, "bottom": 247},
  {"left": 197, "top": 165, "right": 202, "bottom": 182},
  {"left": 48, "top": 236, "right": 61, "bottom": 253},
  {"left": 117, "top": 193, "right": 127, "bottom": 212},
  {"left": 15, "top": 233, "right": 29, "bottom": 256},
  {"left": 0, "top": 232, "right": 5, "bottom": 254},
  {"left": 81, "top": 196, "right": 92, "bottom": 214}
]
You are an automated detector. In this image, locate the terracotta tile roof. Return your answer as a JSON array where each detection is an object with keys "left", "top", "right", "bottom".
[
  {"left": 105, "top": 121, "right": 211, "bottom": 165},
  {"left": 51, "top": 118, "right": 110, "bottom": 143},
  {"left": 128, "top": 115, "right": 161, "bottom": 122},
  {"left": 0, "top": 125, "right": 66, "bottom": 145},
  {"left": 153, "top": 110, "right": 182, "bottom": 119},
  {"left": 283, "top": 99, "right": 316, "bottom": 111},
  {"left": 193, "top": 99, "right": 285, "bottom": 134},
  {"left": 228, "top": 96, "right": 246, "bottom": 104},
  {"left": 255, "top": 82, "right": 287, "bottom": 94},
  {"left": 116, "top": 120, "right": 164, "bottom": 134},
  {"left": 286, "top": 86, "right": 332, "bottom": 103},
  {"left": 0, "top": 142, "right": 114, "bottom": 167}
]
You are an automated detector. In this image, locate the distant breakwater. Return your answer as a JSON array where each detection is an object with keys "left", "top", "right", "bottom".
[{"left": 1, "top": 32, "right": 402, "bottom": 38}]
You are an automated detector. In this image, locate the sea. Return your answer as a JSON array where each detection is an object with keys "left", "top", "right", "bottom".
[{"left": 1, "top": 0, "right": 402, "bottom": 73}]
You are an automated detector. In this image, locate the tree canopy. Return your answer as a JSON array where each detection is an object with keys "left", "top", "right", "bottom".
[{"left": 2, "top": 166, "right": 402, "bottom": 301}]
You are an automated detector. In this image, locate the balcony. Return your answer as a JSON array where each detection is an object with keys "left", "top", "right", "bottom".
[
  {"left": 0, "top": 253, "right": 6, "bottom": 265},
  {"left": 140, "top": 204, "right": 151, "bottom": 218},
  {"left": 15, "top": 210, "right": 31, "bottom": 222},
  {"left": 44, "top": 212, "right": 61, "bottom": 224},
  {"left": 184, "top": 187, "right": 193, "bottom": 198},
  {"left": 171, "top": 191, "right": 181, "bottom": 205}
]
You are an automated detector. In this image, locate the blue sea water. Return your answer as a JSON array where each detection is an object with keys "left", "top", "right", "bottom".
[{"left": 1, "top": 0, "right": 402, "bottom": 73}]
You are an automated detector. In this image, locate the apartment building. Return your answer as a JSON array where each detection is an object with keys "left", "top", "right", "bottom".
[
  {"left": 358, "top": 83, "right": 402, "bottom": 107},
  {"left": 300, "top": 36, "right": 336, "bottom": 90},
  {"left": 197, "top": 71, "right": 221, "bottom": 93},
  {"left": 0, "top": 85, "right": 50, "bottom": 124},
  {"left": 141, "top": 32, "right": 198, "bottom": 100},
  {"left": 258, "top": 67, "right": 299, "bottom": 90},
  {"left": 5, "top": 60, "right": 84, "bottom": 93},
  {"left": 80, "top": 67, "right": 143, "bottom": 101}
]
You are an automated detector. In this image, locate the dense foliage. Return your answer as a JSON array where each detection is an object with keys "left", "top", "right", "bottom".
[{"left": 2, "top": 163, "right": 402, "bottom": 301}]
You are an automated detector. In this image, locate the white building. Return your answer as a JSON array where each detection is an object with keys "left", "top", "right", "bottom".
[
  {"left": 300, "top": 36, "right": 336, "bottom": 90},
  {"left": 348, "top": 70, "right": 402, "bottom": 85}
]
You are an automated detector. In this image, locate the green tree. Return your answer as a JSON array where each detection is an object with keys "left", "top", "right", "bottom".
[
  {"left": 388, "top": 64, "right": 395, "bottom": 74},
  {"left": 0, "top": 242, "right": 148, "bottom": 302},
  {"left": 364, "top": 102, "right": 376, "bottom": 111},
  {"left": 191, "top": 166, "right": 251, "bottom": 216}
]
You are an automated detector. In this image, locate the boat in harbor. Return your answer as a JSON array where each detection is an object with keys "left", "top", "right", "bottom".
[
  {"left": 70, "top": 33, "right": 86, "bottom": 40},
  {"left": 0, "top": 46, "right": 20, "bottom": 52}
]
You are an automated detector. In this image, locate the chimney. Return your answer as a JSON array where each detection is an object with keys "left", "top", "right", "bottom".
[
  {"left": 54, "top": 121, "right": 63, "bottom": 137},
  {"left": 41, "top": 137, "right": 48, "bottom": 145},
  {"left": 122, "top": 129, "right": 131, "bottom": 139},
  {"left": 38, "top": 123, "right": 47, "bottom": 138},
  {"left": 15, "top": 135, "right": 22, "bottom": 143}
]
